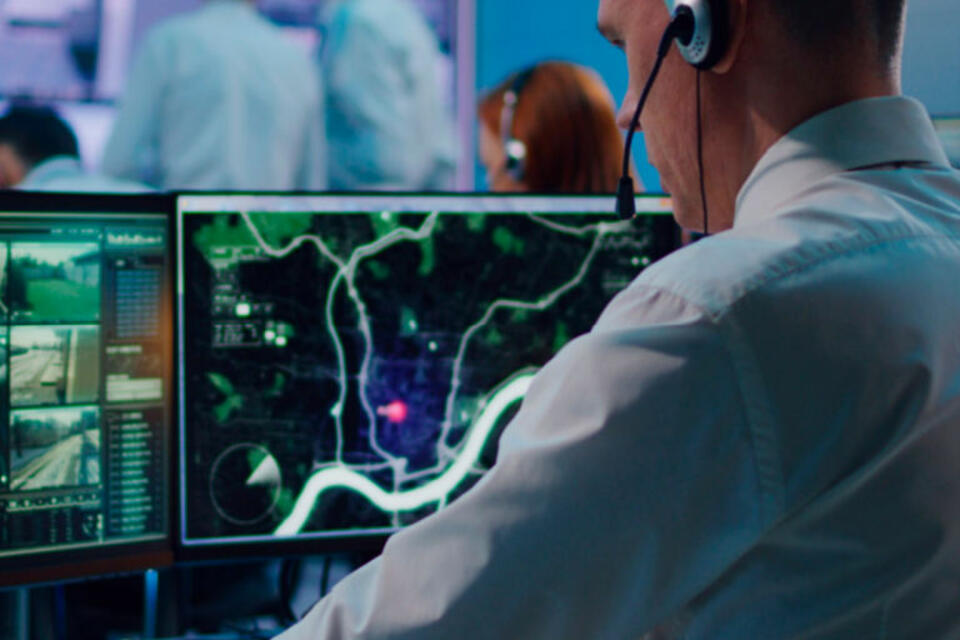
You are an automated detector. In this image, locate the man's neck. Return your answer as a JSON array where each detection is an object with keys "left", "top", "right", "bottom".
[{"left": 707, "top": 48, "right": 901, "bottom": 230}]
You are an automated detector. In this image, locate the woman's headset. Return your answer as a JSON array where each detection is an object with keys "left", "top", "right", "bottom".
[
  {"left": 499, "top": 67, "right": 536, "bottom": 183},
  {"left": 616, "top": 0, "right": 731, "bottom": 221}
]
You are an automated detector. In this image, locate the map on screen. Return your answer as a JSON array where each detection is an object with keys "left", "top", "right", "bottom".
[{"left": 177, "top": 195, "right": 676, "bottom": 547}]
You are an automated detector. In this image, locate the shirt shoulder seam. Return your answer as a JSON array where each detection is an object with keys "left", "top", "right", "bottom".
[
  {"left": 614, "top": 282, "right": 784, "bottom": 526},
  {"left": 723, "top": 229, "right": 960, "bottom": 317}
]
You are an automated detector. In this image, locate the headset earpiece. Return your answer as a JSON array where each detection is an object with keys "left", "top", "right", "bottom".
[
  {"left": 503, "top": 138, "right": 527, "bottom": 182},
  {"left": 668, "top": 0, "right": 730, "bottom": 70},
  {"left": 500, "top": 68, "right": 535, "bottom": 183}
]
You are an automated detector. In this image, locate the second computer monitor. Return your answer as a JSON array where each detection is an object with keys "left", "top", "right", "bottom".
[
  {"left": 0, "top": 193, "right": 174, "bottom": 587},
  {"left": 176, "top": 194, "right": 677, "bottom": 556}
]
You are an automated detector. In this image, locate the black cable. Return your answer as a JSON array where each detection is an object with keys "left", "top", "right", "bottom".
[
  {"left": 617, "top": 8, "right": 695, "bottom": 220},
  {"left": 696, "top": 69, "right": 709, "bottom": 235},
  {"left": 276, "top": 559, "right": 299, "bottom": 625},
  {"left": 53, "top": 585, "right": 67, "bottom": 640},
  {"left": 319, "top": 555, "right": 333, "bottom": 598}
]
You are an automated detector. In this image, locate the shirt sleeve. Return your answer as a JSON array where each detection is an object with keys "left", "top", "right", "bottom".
[
  {"left": 101, "top": 32, "right": 166, "bottom": 186},
  {"left": 294, "top": 69, "right": 328, "bottom": 191},
  {"left": 276, "top": 285, "right": 771, "bottom": 639}
]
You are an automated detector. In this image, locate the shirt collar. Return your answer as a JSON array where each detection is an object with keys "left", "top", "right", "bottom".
[
  {"left": 20, "top": 156, "right": 84, "bottom": 189},
  {"left": 735, "top": 96, "right": 951, "bottom": 227}
]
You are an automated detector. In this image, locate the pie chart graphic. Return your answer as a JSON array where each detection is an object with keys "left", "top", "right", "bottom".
[{"left": 209, "top": 443, "right": 283, "bottom": 526}]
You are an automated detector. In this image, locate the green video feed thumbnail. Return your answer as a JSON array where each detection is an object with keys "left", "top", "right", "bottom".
[{"left": 10, "top": 242, "right": 101, "bottom": 324}]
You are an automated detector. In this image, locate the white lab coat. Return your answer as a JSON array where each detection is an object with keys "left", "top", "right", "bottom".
[
  {"left": 102, "top": 0, "right": 326, "bottom": 191},
  {"left": 322, "top": 0, "right": 456, "bottom": 191},
  {"left": 275, "top": 96, "right": 960, "bottom": 638}
]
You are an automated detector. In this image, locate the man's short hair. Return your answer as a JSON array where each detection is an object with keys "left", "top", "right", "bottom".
[
  {"left": 0, "top": 106, "right": 79, "bottom": 168},
  {"left": 769, "top": 0, "right": 907, "bottom": 65}
]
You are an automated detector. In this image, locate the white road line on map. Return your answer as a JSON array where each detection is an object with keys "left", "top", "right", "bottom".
[
  {"left": 275, "top": 372, "right": 533, "bottom": 536},
  {"left": 237, "top": 211, "right": 617, "bottom": 535}
]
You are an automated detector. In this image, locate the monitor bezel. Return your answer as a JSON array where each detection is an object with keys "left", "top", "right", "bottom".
[
  {"left": 0, "top": 191, "right": 177, "bottom": 587},
  {"left": 173, "top": 191, "right": 677, "bottom": 563}
]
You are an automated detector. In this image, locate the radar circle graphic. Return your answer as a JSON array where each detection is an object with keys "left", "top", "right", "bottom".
[{"left": 209, "top": 443, "right": 283, "bottom": 526}]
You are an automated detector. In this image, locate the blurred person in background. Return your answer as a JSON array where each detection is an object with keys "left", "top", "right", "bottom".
[
  {"left": 478, "top": 61, "right": 634, "bottom": 193},
  {"left": 321, "top": 0, "right": 456, "bottom": 191},
  {"left": 0, "top": 105, "right": 148, "bottom": 192},
  {"left": 102, "top": 0, "right": 326, "bottom": 191}
]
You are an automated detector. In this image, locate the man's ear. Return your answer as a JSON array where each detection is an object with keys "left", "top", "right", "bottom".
[{"left": 712, "top": 0, "right": 748, "bottom": 74}]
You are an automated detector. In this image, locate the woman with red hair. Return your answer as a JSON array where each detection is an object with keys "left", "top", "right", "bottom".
[{"left": 478, "top": 61, "right": 634, "bottom": 193}]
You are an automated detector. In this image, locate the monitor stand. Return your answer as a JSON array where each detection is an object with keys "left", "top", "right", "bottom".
[
  {"left": 143, "top": 569, "right": 158, "bottom": 640},
  {"left": 0, "top": 588, "right": 30, "bottom": 640}
]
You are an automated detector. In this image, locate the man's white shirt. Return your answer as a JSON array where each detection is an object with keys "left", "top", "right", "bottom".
[
  {"left": 277, "top": 96, "right": 960, "bottom": 639},
  {"left": 18, "top": 156, "right": 150, "bottom": 193}
]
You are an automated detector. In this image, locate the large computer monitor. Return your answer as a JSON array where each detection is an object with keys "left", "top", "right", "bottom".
[
  {"left": 933, "top": 116, "right": 960, "bottom": 169},
  {"left": 176, "top": 193, "right": 677, "bottom": 559},
  {"left": 0, "top": 193, "right": 174, "bottom": 587}
]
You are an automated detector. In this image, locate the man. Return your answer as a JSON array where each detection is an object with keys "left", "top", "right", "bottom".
[
  {"left": 321, "top": 0, "right": 456, "bottom": 190},
  {"left": 102, "top": 0, "right": 326, "bottom": 191},
  {"left": 278, "top": 0, "right": 960, "bottom": 637},
  {"left": 0, "top": 106, "right": 148, "bottom": 192}
]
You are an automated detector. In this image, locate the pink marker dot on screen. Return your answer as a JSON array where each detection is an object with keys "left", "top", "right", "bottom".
[{"left": 378, "top": 401, "right": 409, "bottom": 423}]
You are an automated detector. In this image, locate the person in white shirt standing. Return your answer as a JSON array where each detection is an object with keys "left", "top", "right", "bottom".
[
  {"left": 276, "top": 0, "right": 960, "bottom": 637},
  {"left": 321, "top": 0, "right": 456, "bottom": 191},
  {"left": 102, "top": 0, "right": 326, "bottom": 191}
]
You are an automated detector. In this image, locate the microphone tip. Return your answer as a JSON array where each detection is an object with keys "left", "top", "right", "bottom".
[{"left": 616, "top": 176, "right": 636, "bottom": 220}]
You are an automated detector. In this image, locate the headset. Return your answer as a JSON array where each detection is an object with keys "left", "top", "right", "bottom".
[
  {"left": 500, "top": 67, "right": 536, "bottom": 183},
  {"left": 616, "top": 0, "right": 731, "bottom": 228},
  {"left": 672, "top": 0, "right": 730, "bottom": 71}
]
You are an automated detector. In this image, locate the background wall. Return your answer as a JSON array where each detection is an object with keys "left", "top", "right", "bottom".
[
  {"left": 475, "top": 0, "right": 661, "bottom": 189},
  {"left": 476, "top": 0, "right": 960, "bottom": 191},
  {"left": 902, "top": 0, "right": 960, "bottom": 115}
]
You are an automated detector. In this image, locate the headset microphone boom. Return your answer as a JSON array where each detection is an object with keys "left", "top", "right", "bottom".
[{"left": 615, "top": 0, "right": 730, "bottom": 223}]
